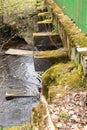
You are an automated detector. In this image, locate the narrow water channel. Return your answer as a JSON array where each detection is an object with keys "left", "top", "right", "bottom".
[{"left": 0, "top": 41, "right": 42, "bottom": 127}]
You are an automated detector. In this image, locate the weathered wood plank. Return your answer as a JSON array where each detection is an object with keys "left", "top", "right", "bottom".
[
  {"left": 33, "top": 32, "right": 58, "bottom": 37},
  {"left": 37, "top": 19, "right": 52, "bottom": 24},
  {"left": 38, "top": 12, "right": 49, "bottom": 17},
  {"left": 6, "top": 88, "right": 39, "bottom": 100},
  {"left": 5, "top": 49, "right": 33, "bottom": 56}
]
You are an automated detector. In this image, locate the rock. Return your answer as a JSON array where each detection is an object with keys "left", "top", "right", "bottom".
[
  {"left": 56, "top": 93, "right": 62, "bottom": 98},
  {"left": 71, "top": 115, "right": 80, "bottom": 123},
  {"left": 56, "top": 122, "right": 63, "bottom": 128},
  {"left": 68, "top": 110, "right": 75, "bottom": 115},
  {"left": 71, "top": 124, "right": 78, "bottom": 130},
  {"left": 83, "top": 125, "right": 87, "bottom": 130},
  {"left": 48, "top": 92, "right": 87, "bottom": 129},
  {"left": 51, "top": 114, "right": 58, "bottom": 123}
]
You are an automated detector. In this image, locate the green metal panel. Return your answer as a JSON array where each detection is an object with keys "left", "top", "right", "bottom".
[{"left": 54, "top": 0, "right": 87, "bottom": 34}]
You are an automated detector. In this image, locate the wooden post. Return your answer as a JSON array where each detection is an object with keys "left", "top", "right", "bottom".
[{"left": 77, "top": 52, "right": 81, "bottom": 64}]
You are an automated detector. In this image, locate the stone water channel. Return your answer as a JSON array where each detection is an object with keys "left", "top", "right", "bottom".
[{"left": 0, "top": 40, "right": 42, "bottom": 127}]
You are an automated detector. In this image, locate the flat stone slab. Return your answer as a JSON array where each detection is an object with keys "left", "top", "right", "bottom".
[{"left": 5, "top": 49, "right": 33, "bottom": 56}]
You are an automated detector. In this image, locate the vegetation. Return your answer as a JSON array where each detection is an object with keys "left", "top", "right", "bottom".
[
  {"left": 34, "top": 48, "right": 68, "bottom": 58},
  {"left": 47, "top": 0, "right": 87, "bottom": 47},
  {"left": 0, "top": 122, "right": 31, "bottom": 130},
  {"left": 59, "top": 112, "right": 69, "bottom": 119},
  {"left": 0, "top": 0, "right": 45, "bottom": 130},
  {"left": 32, "top": 101, "right": 47, "bottom": 130},
  {"left": 42, "top": 62, "right": 86, "bottom": 100}
]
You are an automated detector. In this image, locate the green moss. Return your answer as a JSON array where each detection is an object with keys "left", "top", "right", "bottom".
[
  {"left": 42, "top": 62, "right": 85, "bottom": 100},
  {"left": 34, "top": 48, "right": 68, "bottom": 58},
  {"left": 48, "top": 86, "right": 67, "bottom": 102},
  {"left": 32, "top": 101, "right": 47, "bottom": 130},
  {"left": 3, "top": 122, "right": 31, "bottom": 130}
]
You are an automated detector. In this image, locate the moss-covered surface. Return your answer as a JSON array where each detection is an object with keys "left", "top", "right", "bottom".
[
  {"left": 34, "top": 49, "right": 69, "bottom": 69},
  {"left": 42, "top": 61, "right": 86, "bottom": 100},
  {"left": 34, "top": 48, "right": 68, "bottom": 58},
  {"left": 0, "top": 122, "right": 31, "bottom": 130},
  {"left": 32, "top": 101, "right": 47, "bottom": 130},
  {"left": 46, "top": 0, "right": 63, "bottom": 14}
]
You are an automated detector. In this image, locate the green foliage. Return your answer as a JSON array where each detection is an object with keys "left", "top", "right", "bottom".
[
  {"left": 59, "top": 112, "right": 69, "bottom": 119},
  {"left": 0, "top": 127, "right": 3, "bottom": 130},
  {"left": 0, "top": 0, "right": 39, "bottom": 29}
]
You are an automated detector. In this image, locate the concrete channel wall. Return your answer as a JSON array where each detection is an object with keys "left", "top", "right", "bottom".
[{"left": 45, "top": 0, "right": 87, "bottom": 74}]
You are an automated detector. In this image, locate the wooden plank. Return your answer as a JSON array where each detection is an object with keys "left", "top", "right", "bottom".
[
  {"left": 77, "top": 47, "right": 87, "bottom": 53},
  {"left": 37, "top": 19, "right": 52, "bottom": 24},
  {"left": 6, "top": 88, "right": 39, "bottom": 100},
  {"left": 33, "top": 32, "right": 58, "bottom": 37},
  {"left": 38, "top": 12, "right": 49, "bottom": 17},
  {"left": 5, "top": 49, "right": 33, "bottom": 56}
]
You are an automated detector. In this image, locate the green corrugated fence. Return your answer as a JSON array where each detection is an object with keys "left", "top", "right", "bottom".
[{"left": 54, "top": 0, "right": 87, "bottom": 35}]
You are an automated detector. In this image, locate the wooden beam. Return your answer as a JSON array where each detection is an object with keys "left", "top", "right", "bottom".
[
  {"left": 5, "top": 49, "right": 33, "bottom": 56},
  {"left": 37, "top": 19, "right": 52, "bottom": 24},
  {"left": 33, "top": 32, "right": 58, "bottom": 37},
  {"left": 6, "top": 88, "right": 39, "bottom": 100},
  {"left": 38, "top": 12, "right": 49, "bottom": 17}
]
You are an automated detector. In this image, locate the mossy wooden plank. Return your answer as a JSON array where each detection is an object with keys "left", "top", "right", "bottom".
[
  {"left": 38, "top": 12, "right": 49, "bottom": 17},
  {"left": 37, "top": 19, "right": 52, "bottom": 24},
  {"left": 34, "top": 48, "right": 68, "bottom": 58}
]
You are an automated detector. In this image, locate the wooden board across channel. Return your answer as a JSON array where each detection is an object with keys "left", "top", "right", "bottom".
[
  {"left": 5, "top": 48, "right": 33, "bottom": 56},
  {"left": 6, "top": 88, "right": 38, "bottom": 100}
]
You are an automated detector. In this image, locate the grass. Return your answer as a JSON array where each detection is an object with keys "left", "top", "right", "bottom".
[{"left": 32, "top": 101, "right": 47, "bottom": 130}]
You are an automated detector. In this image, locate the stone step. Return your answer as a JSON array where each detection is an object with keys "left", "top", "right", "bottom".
[
  {"left": 33, "top": 32, "right": 62, "bottom": 49},
  {"left": 37, "top": 19, "right": 52, "bottom": 32}
]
